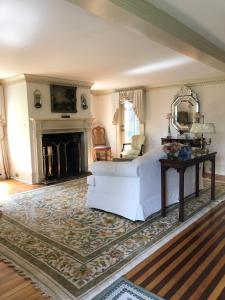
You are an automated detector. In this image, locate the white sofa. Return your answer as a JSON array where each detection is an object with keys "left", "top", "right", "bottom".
[{"left": 87, "top": 147, "right": 203, "bottom": 221}]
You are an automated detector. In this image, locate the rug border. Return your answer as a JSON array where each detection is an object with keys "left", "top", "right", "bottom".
[{"left": 92, "top": 277, "right": 165, "bottom": 300}]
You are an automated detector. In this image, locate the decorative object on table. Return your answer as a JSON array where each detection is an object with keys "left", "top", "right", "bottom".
[
  {"left": 50, "top": 84, "right": 77, "bottom": 113},
  {"left": 33, "top": 89, "right": 42, "bottom": 108},
  {"left": 171, "top": 86, "right": 200, "bottom": 134},
  {"left": 178, "top": 145, "right": 192, "bottom": 160},
  {"left": 162, "top": 142, "right": 181, "bottom": 159},
  {"left": 190, "top": 122, "right": 216, "bottom": 153},
  {"left": 161, "top": 137, "right": 202, "bottom": 148},
  {"left": 81, "top": 94, "right": 88, "bottom": 110},
  {"left": 166, "top": 113, "right": 172, "bottom": 138}
]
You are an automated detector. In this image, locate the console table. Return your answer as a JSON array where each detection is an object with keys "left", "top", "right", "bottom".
[{"left": 159, "top": 152, "right": 217, "bottom": 222}]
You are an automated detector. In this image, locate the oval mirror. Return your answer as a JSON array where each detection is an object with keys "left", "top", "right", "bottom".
[{"left": 171, "top": 86, "right": 200, "bottom": 133}]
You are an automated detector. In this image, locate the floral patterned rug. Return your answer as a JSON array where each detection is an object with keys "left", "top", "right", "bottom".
[{"left": 0, "top": 178, "right": 225, "bottom": 299}]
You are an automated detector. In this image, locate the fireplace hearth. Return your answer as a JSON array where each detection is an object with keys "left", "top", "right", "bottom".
[{"left": 42, "top": 132, "right": 83, "bottom": 182}]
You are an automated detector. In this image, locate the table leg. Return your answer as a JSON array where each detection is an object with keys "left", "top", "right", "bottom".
[
  {"left": 211, "top": 158, "right": 215, "bottom": 200},
  {"left": 179, "top": 168, "right": 185, "bottom": 222},
  {"left": 195, "top": 163, "right": 199, "bottom": 197},
  {"left": 161, "top": 166, "right": 166, "bottom": 217}
]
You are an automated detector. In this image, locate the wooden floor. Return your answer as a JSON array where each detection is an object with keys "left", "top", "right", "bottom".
[
  {"left": 0, "top": 179, "right": 47, "bottom": 300},
  {"left": 0, "top": 179, "right": 42, "bottom": 196},
  {"left": 126, "top": 200, "right": 225, "bottom": 300}
]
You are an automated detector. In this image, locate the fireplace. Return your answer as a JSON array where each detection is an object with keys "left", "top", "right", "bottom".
[
  {"left": 29, "top": 118, "right": 93, "bottom": 183},
  {"left": 42, "top": 132, "right": 84, "bottom": 182}
]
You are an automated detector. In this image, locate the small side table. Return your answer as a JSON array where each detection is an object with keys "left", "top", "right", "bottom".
[{"left": 159, "top": 152, "right": 217, "bottom": 222}]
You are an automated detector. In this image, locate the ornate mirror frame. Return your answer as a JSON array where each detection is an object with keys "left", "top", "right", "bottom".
[{"left": 171, "top": 86, "right": 200, "bottom": 133}]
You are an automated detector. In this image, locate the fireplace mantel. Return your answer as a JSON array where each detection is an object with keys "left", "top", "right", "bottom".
[
  {"left": 30, "top": 117, "right": 93, "bottom": 134},
  {"left": 29, "top": 117, "right": 93, "bottom": 183}
]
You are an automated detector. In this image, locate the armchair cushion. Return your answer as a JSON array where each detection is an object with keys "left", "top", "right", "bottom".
[
  {"left": 120, "top": 149, "right": 140, "bottom": 158},
  {"left": 121, "top": 134, "right": 145, "bottom": 158}
]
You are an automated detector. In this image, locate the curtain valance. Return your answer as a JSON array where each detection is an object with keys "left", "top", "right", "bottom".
[{"left": 119, "top": 89, "right": 144, "bottom": 123}]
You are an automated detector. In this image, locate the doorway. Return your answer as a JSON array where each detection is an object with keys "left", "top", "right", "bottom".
[{"left": 120, "top": 100, "right": 140, "bottom": 148}]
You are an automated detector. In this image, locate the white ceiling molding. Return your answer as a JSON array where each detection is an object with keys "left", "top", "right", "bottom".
[
  {"left": 2, "top": 74, "right": 94, "bottom": 88},
  {"left": 147, "top": 76, "right": 225, "bottom": 90},
  {"left": 91, "top": 89, "right": 115, "bottom": 96},
  {"left": 67, "top": 0, "right": 225, "bottom": 72},
  {"left": 91, "top": 75, "right": 225, "bottom": 95}
]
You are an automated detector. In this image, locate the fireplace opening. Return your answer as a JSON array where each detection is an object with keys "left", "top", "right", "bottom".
[{"left": 42, "top": 132, "right": 83, "bottom": 182}]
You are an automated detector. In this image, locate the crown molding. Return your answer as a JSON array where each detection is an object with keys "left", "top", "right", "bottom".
[
  {"left": 1, "top": 74, "right": 94, "bottom": 88},
  {"left": 146, "top": 76, "right": 225, "bottom": 91},
  {"left": 1, "top": 74, "right": 26, "bottom": 86},
  {"left": 91, "top": 89, "right": 115, "bottom": 96},
  {"left": 91, "top": 76, "right": 225, "bottom": 95},
  {"left": 68, "top": 0, "right": 225, "bottom": 72}
]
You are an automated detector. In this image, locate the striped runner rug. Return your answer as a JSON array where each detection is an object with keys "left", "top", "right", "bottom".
[{"left": 126, "top": 200, "right": 225, "bottom": 300}]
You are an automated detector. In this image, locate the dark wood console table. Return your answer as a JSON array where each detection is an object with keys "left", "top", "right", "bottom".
[{"left": 159, "top": 152, "right": 217, "bottom": 222}]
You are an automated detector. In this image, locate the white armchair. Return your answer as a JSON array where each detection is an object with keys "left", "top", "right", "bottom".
[{"left": 120, "top": 134, "right": 145, "bottom": 159}]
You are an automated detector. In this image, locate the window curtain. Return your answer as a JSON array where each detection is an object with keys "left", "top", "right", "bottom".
[
  {"left": 119, "top": 89, "right": 145, "bottom": 124},
  {"left": 0, "top": 87, "right": 10, "bottom": 179}
]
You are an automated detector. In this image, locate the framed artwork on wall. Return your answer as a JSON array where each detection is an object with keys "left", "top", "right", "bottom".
[{"left": 50, "top": 85, "right": 77, "bottom": 113}]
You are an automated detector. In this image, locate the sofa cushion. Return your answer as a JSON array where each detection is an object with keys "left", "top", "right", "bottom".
[{"left": 91, "top": 161, "right": 139, "bottom": 177}]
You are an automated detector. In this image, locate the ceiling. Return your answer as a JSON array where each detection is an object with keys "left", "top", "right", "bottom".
[
  {"left": 147, "top": 0, "right": 225, "bottom": 51},
  {"left": 0, "top": 0, "right": 224, "bottom": 90}
]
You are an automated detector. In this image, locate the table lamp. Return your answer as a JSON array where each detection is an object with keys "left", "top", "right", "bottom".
[{"left": 190, "top": 123, "right": 216, "bottom": 152}]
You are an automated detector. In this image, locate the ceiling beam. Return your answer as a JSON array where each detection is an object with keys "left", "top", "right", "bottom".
[{"left": 67, "top": 0, "right": 225, "bottom": 72}]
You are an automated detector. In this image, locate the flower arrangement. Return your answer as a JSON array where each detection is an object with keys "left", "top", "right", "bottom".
[{"left": 162, "top": 142, "right": 182, "bottom": 159}]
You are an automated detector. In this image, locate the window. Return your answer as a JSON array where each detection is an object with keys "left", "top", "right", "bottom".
[{"left": 123, "top": 100, "right": 140, "bottom": 143}]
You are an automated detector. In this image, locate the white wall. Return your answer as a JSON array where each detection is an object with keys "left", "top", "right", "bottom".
[
  {"left": 4, "top": 82, "right": 33, "bottom": 183},
  {"left": 92, "top": 82, "right": 225, "bottom": 175}
]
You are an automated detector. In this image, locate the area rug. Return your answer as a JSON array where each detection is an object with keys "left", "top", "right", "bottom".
[
  {"left": 0, "top": 178, "right": 225, "bottom": 299},
  {"left": 93, "top": 278, "right": 164, "bottom": 300}
]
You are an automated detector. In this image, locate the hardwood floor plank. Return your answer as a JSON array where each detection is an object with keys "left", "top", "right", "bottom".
[
  {"left": 149, "top": 220, "right": 225, "bottom": 297},
  {"left": 168, "top": 236, "right": 225, "bottom": 300},
  {"left": 138, "top": 217, "right": 224, "bottom": 288},
  {"left": 207, "top": 276, "right": 225, "bottom": 300},
  {"left": 126, "top": 201, "right": 225, "bottom": 300},
  {"left": 189, "top": 256, "right": 225, "bottom": 300},
  {"left": 133, "top": 206, "right": 225, "bottom": 287},
  {"left": 127, "top": 202, "right": 225, "bottom": 282},
  {"left": 146, "top": 219, "right": 225, "bottom": 293}
]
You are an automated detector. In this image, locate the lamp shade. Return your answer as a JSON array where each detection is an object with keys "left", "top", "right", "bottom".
[{"left": 190, "top": 123, "right": 216, "bottom": 134}]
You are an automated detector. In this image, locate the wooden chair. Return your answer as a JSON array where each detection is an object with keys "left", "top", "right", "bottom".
[{"left": 92, "top": 126, "right": 111, "bottom": 161}]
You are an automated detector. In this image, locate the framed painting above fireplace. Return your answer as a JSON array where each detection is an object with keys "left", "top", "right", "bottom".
[{"left": 50, "top": 84, "right": 77, "bottom": 113}]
